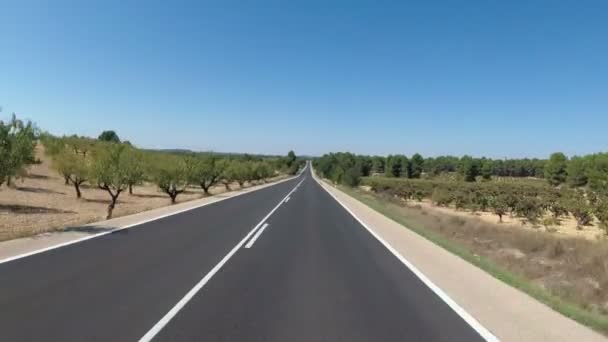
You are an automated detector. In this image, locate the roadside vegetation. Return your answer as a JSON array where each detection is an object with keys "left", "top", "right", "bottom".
[
  {"left": 314, "top": 152, "right": 608, "bottom": 235},
  {"left": 0, "top": 113, "right": 304, "bottom": 240},
  {"left": 315, "top": 151, "right": 608, "bottom": 334}
]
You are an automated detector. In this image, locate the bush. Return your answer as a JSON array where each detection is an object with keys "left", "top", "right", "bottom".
[
  {"left": 431, "top": 188, "right": 452, "bottom": 206},
  {"left": 342, "top": 167, "right": 362, "bottom": 187}
]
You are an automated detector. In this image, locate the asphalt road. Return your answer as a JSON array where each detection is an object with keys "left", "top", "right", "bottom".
[{"left": 0, "top": 166, "right": 486, "bottom": 341}]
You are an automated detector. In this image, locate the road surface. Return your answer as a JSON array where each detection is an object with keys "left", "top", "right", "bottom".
[{"left": 0, "top": 166, "right": 487, "bottom": 341}]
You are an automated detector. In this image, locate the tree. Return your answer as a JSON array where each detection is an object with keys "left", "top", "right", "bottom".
[
  {"left": 386, "top": 155, "right": 408, "bottom": 178},
  {"left": 481, "top": 160, "right": 493, "bottom": 181},
  {"left": 284, "top": 150, "right": 298, "bottom": 175},
  {"left": 565, "top": 191, "right": 593, "bottom": 229},
  {"left": 342, "top": 166, "right": 362, "bottom": 187},
  {"left": 371, "top": 156, "right": 385, "bottom": 174},
  {"left": 410, "top": 153, "right": 424, "bottom": 178},
  {"left": 587, "top": 153, "right": 608, "bottom": 196},
  {"left": 52, "top": 147, "right": 89, "bottom": 198},
  {"left": 566, "top": 156, "right": 588, "bottom": 187},
  {"left": 0, "top": 114, "right": 37, "bottom": 187},
  {"left": 152, "top": 155, "right": 191, "bottom": 204},
  {"left": 98, "top": 130, "right": 120, "bottom": 143},
  {"left": 189, "top": 156, "right": 222, "bottom": 195},
  {"left": 459, "top": 155, "right": 478, "bottom": 182},
  {"left": 488, "top": 194, "right": 509, "bottom": 222},
  {"left": 253, "top": 161, "right": 273, "bottom": 183},
  {"left": 594, "top": 199, "right": 608, "bottom": 235},
  {"left": 545, "top": 152, "right": 568, "bottom": 186},
  {"left": 218, "top": 159, "right": 236, "bottom": 190},
  {"left": 357, "top": 156, "right": 373, "bottom": 177},
  {"left": 90, "top": 144, "right": 131, "bottom": 219},
  {"left": 232, "top": 161, "right": 251, "bottom": 187},
  {"left": 514, "top": 196, "right": 543, "bottom": 224},
  {"left": 123, "top": 148, "right": 146, "bottom": 195}
]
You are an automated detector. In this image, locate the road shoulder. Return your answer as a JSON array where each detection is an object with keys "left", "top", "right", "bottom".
[{"left": 314, "top": 175, "right": 605, "bottom": 342}]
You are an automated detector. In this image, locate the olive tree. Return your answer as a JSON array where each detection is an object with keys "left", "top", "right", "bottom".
[
  {"left": 0, "top": 114, "right": 37, "bottom": 187},
  {"left": 218, "top": 159, "right": 237, "bottom": 190},
  {"left": 90, "top": 144, "right": 131, "bottom": 219},
  {"left": 51, "top": 147, "right": 89, "bottom": 198},
  {"left": 152, "top": 155, "right": 191, "bottom": 204},
  {"left": 254, "top": 161, "right": 273, "bottom": 183},
  {"left": 189, "top": 155, "right": 222, "bottom": 195},
  {"left": 123, "top": 148, "right": 146, "bottom": 195},
  {"left": 232, "top": 161, "right": 251, "bottom": 187}
]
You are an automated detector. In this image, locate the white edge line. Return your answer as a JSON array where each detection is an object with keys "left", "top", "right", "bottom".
[
  {"left": 244, "top": 223, "right": 269, "bottom": 248},
  {"left": 312, "top": 172, "right": 499, "bottom": 342},
  {"left": 0, "top": 175, "right": 299, "bottom": 265},
  {"left": 138, "top": 177, "right": 305, "bottom": 342},
  {"left": 285, "top": 196, "right": 290, "bottom": 203}
]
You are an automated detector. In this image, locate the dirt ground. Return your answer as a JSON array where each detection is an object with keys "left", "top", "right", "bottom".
[
  {"left": 359, "top": 185, "right": 604, "bottom": 241},
  {"left": 0, "top": 147, "right": 284, "bottom": 241}
]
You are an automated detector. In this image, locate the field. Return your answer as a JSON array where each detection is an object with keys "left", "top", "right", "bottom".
[
  {"left": 342, "top": 185, "right": 608, "bottom": 334},
  {"left": 361, "top": 176, "right": 608, "bottom": 239},
  {"left": 0, "top": 145, "right": 286, "bottom": 241}
]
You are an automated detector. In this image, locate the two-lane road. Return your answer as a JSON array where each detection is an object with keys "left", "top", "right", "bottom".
[{"left": 0, "top": 166, "right": 489, "bottom": 341}]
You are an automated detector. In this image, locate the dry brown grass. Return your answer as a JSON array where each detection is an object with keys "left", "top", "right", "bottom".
[
  {"left": 368, "top": 189, "right": 608, "bottom": 316},
  {"left": 0, "top": 146, "right": 284, "bottom": 241}
]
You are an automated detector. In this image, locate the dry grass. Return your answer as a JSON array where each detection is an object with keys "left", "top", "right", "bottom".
[{"left": 0, "top": 146, "right": 285, "bottom": 241}]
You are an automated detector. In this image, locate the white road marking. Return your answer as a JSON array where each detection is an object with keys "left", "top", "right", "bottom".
[
  {"left": 313, "top": 174, "right": 499, "bottom": 342},
  {"left": 0, "top": 176, "right": 299, "bottom": 265},
  {"left": 285, "top": 196, "right": 290, "bottom": 203},
  {"left": 244, "top": 223, "right": 269, "bottom": 248},
  {"left": 139, "top": 177, "right": 305, "bottom": 342}
]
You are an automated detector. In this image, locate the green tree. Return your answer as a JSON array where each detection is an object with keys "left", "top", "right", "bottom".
[
  {"left": 51, "top": 147, "right": 89, "bottom": 198},
  {"left": 282, "top": 150, "right": 298, "bottom": 175},
  {"left": 587, "top": 153, "right": 608, "bottom": 196},
  {"left": 566, "top": 156, "right": 588, "bottom": 187},
  {"left": 594, "top": 199, "right": 608, "bottom": 235},
  {"left": 123, "top": 148, "right": 146, "bottom": 195},
  {"left": 386, "top": 155, "right": 408, "bottom": 177},
  {"left": 253, "top": 161, "right": 273, "bottom": 183},
  {"left": 564, "top": 191, "right": 593, "bottom": 229},
  {"left": 0, "top": 114, "right": 37, "bottom": 187},
  {"left": 371, "top": 156, "right": 385, "bottom": 174},
  {"left": 342, "top": 166, "right": 362, "bottom": 187},
  {"left": 90, "top": 144, "right": 131, "bottom": 219},
  {"left": 152, "top": 155, "right": 191, "bottom": 204},
  {"left": 545, "top": 152, "right": 568, "bottom": 186},
  {"left": 480, "top": 160, "right": 493, "bottom": 181},
  {"left": 218, "top": 159, "right": 237, "bottom": 190},
  {"left": 410, "top": 153, "right": 424, "bottom": 178},
  {"left": 98, "top": 130, "right": 121, "bottom": 143},
  {"left": 232, "top": 161, "right": 252, "bottom": 187},
  {"left": 189, "top": 156, "right": 222, "bottom": 195},
  {"left": 488, "top": 194, "right": 509, "bottom": 223},
  {"left": 459, "top": 155, "right": 478, "bottom": 182}
]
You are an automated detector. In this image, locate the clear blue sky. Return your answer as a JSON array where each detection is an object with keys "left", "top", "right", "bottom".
[{"left": 1, "top": 0, "right": 606, "bottom": 158}]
